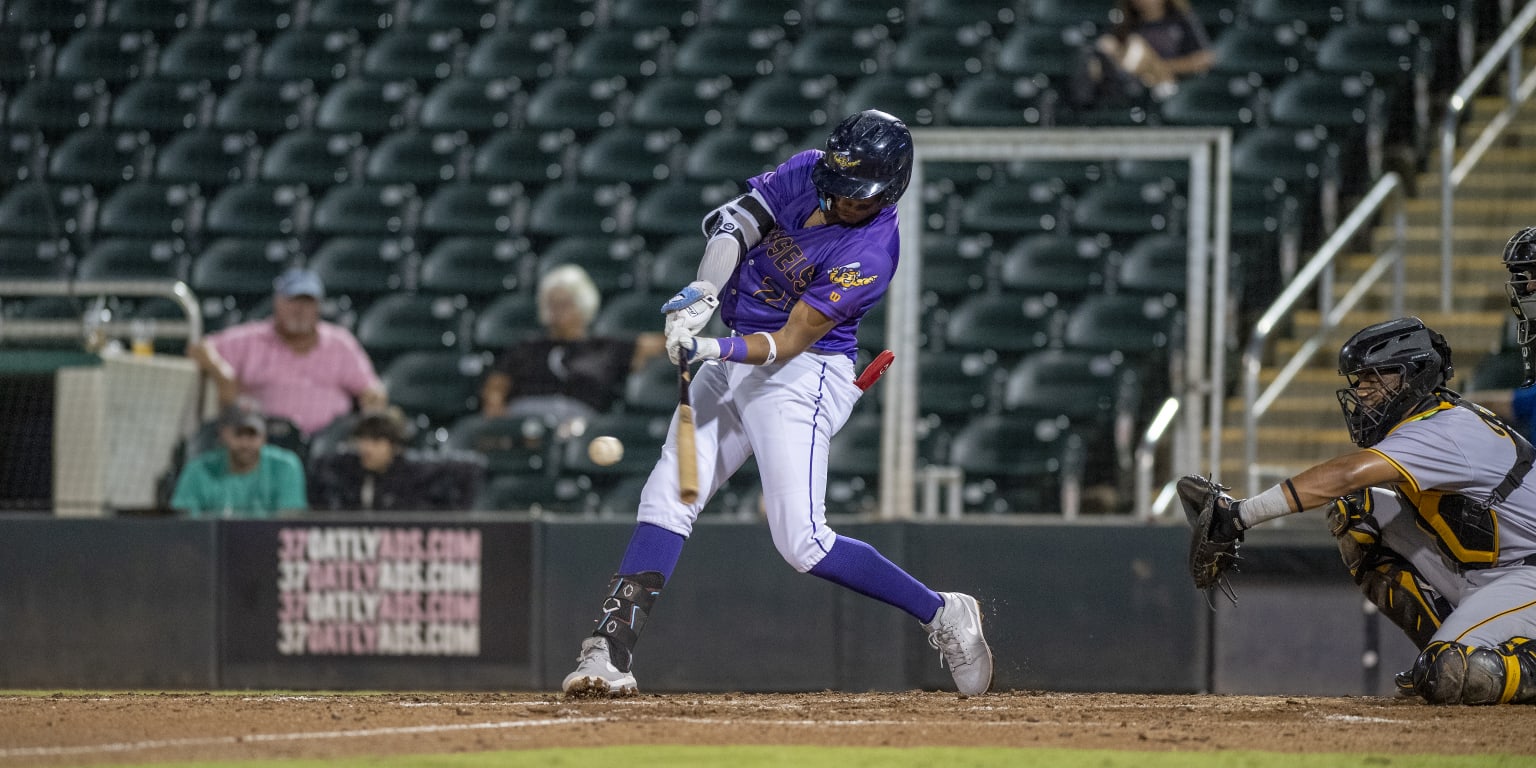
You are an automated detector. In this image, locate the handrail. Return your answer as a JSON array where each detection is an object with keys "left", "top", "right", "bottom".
[
  {"left": 1133, "top": 396, "right": 1180, "bottom": 519},
  {"left": 0, "top": 280, "right": 204, "bottom": 345},
  {"left": 1439, "top": 0, "right": 1536, "bottom": 312},
  {"left": 1243, "top": 174, "right": 1407, "bottom": 494}
]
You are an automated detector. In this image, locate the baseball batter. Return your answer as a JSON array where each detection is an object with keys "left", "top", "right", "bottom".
[
  {"left": 1191, "top": 317, "right": 1536, "bottom": 704},
  {"left": 561, "top": 110, "right": 993, "bottom": 698}
]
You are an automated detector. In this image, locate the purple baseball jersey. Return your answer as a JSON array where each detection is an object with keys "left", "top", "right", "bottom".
[{"left": 716, "top": 149, "right": 899, "bottom": 359}]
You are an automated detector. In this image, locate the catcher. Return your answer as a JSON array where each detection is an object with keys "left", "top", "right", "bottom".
[{"left": 1182, "top": 317, "right": 1536, "bottom": 704}]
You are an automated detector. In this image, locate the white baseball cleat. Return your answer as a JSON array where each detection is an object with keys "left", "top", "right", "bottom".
[
  {"left": 562, "top": 637, "right": 638, "bottom": 697},
  {"left": 923, "top": 592, "right": 994, "bottom": 697}
]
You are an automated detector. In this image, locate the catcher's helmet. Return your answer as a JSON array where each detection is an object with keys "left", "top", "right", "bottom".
[
  {"left": 811, "top": 109, "right": 914, "bottom": 208},
  {"left": 1335, "top": 317, "right": 1454, "bottom": 448},
  {"left": 1504, "top": 227, "right": 1536, "bottom": 345}
]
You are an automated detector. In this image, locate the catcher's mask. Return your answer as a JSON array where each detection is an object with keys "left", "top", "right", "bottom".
[
  {"left": 1505, "top": 227, "right": 1536, "bottom": 384},
  {"left": 1336, "top": 317, "right": 1454, "bottom": 448},
  {"left": 812, "top": 109, "right": 914, "bottom": 211}
]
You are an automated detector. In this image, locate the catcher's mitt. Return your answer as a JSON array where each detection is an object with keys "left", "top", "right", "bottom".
[{"left": 1177, "top": 474, "right": 1245, "bottom": 601}]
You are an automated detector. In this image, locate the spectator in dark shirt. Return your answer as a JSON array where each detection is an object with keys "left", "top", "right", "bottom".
[
  {"left": 308, "top": 408, "right": 483, "bottom": 511},
  {"left": 1097, "top": 0, "right": 1213, "bottom": 98},
  {"left": 480, "top": 264, "right": 664, "bottom": 422}
]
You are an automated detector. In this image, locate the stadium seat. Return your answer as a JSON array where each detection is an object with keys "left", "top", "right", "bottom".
[
  {"left": 53, "top": 29, "right": 152, "bottom": 85},
  {"left": 711, "top": 0, "right": 802, "bottom": 31},
  {"left": 472, "top": 292, "right": 539, "bottom": 351},
  {"left": 109, "top": 79, "right": 209, "bottom": 134},
  {"left": 941, "top": 293, "right": 1059, "bottom": 365},
  {"left": 1114, "top": 234, "right": 1188, "bottom": 299},
  {"left": 523, "top": 77, "right": 622, "bottom": 134},
  {"left": 94, "top": 182, "right": 199, "bottom": 239},
  {"left": 525, "top": 183, "right": 626, "bottom": 240},
  {"left": 645, "top": 236, "right": 704, "bottom": 293},
  {"left": 1004, "top": 159, "right": 1105, "bottom": 195},
  {"left": 407, "top": 0, "right": 500, "bottom": 31},
  {"left": 3, "top": 0, "right": 91, "bottom": 33},
  {"left": 568, "top": 28, "right": 667, "bottom": 80},
  {"left": 1026, "top": 0, "right": 1106, "bottom": 30},
  {"left": 959, "top": 179, "right": 1065, "bottom": 235},
  {"left": 0, "top": 132, "right": 40, "bottom": 186},
  {"left": 474, "top": 473, "right": 590, "bottom": 513},
  {"left": 995, "top": 24, "right": 1086, "bottom": 85},
  {"left": 537, "top": 237, "right": 638, "bottom": 296},
  {"left": 0, "top": 238, "right": 70, "bottom": 279},
  {"left": 1267, "top": 72, "right": 1383, "bottom": 180},
  {"left": 315, "top": 79, "right": 413, "bottom": 136},
  {"left": 103, "top": 0, "right": 194, "bottom": 32},
  {"left": 622, "top": 354, "right": 681, "bottom": 414},
  {"left": 681, "top": 128, "right": 784, "bottom": 182},
  {"left": 1002, "top": 348, "right": 1139, "bottom": 484},
  {"left": 998, "top": 234, "right": 1105, "bottom": 300},
  {"left": 153, "top": 131, "right": 252, "bottom": 187},
  {"left": 557, "top": 412, "right": 669, "bottom": 479},
  {"left": 463, "top": 30, "right": 565, "bottom": 82},
  {"left": 511, "top": 0, "right": 598, "bottom": 30},
  {"left": 0, "top": 30, "right": 44, "bottom": 86},
  {"left": 419, "top": 183, "right": 519, "bottom": 237},
  {"left": 840, "top": 74, "right": 940, "bottom": 127},
  {"left": 355, "top": 293, "right": 466, "bottom": 361},
  {"left": 258, "top": 130, "right": 357, "bottom": 187},
  {"left": 75, "top": 237, "right": 184, "bottom": 281},
  {"left": 1248, "top": 0, "right": 1348, "bottom": 34},
  {"left": 672, "top": 26, "right": 779, "bottom": 80},
  {"left": 214, "top": 80, "right": 311, "bottom": 134},
  {"left": 470, "top": 129, "right": 566, "bottom": 185},
  {"left": 417, "top": 78, "right": 516, "bottom": 133},
  {"left": 918, "top": 350, "right": 998, "bottom": 421},
  {"left": 1231, "top": 126, "right": 1337, "bottom": 190},
  {"left": 203, "top": 182, "right": 307, "bottom": 238},
  {"left": 575, "top": 127, "right": 676, "bottom": 186},
  {"left": 310, "top": 236, "right": 410, "bottom": 301},
  {"left": 734, "top": 76, "right": 834, "bottom": 132},
  {"left": 810, "top": 0, "right": 905, "bottom": 28},
  {"left": 308, "top": 0, "right": 396, "bottom": 35},
  {"left": 633, "top": 181, "right": 735, "bottom": 238},
  {"left": 891, "top": 26, "right": 987, "bottom": 81},
  {"left": 1208, "top": 24, "right": 1309, "bottom": 84},
  {"left": 447, "top": 414, "right": 558, "bottom": 478},
  {"left": 157, "top": 29, "right": 254, "bottom": 84},
  {"left": 259, "top": 28, "right": 358, "bottom": 82},
  {"left": 1156, "top": 74, "right": 1259, "bottom": 128},
  {"left": 1070, "top": 180, "right": 1176, "bottom": 238},
  {"left": 46, "top": 129, "right": 145, "bottom": 188},
  {"left": 362, "top": 28, "right": 462, "bottom": 82},
  {"left": 591, "top": 291, "right": 668, "bottom": 339},
  {"left": 311, "top": 183, "right": 414, "bottom": 237},
  {"left": 945, "top": 75, "right": 1053, "bottom": 127},
  {"left": 785, "top": 27, "right": 882, "bottom": 82},
  {"left": 0, "top": 182, "right": 91, "bottom": 238},
  {"left": 190, "top": 238, "right": 291, "bottom": 299},
  {"left": 1110, "top": 157, "right": 1187, "bottom": 189},
  {"left": 206, "top": 0, "right": 296, "bottom": 34},
  {"left": 1060, "top": 293, "right": 1180, "bottom": 372},
  {"left": 363, "top": 130, "right": 462, "bottom": 186},
  {"left": 825, "top": 410, "right": 883, "bottom": 516},
  {"left": 7, "top": 80, "right": 104, "bottom": 135},
  {"left": 628, "top": 76, "right": 731, "bottom": 134},
  {"left": 947, "top": 412, "right": 1086, "bottom": 515},
  {"left": 419, "top": 237, "right": 528, "bottom": 299},
  {"left": 610, "top": 0, "right": 698, "bottom": 31},
  {"left": 380, "top": 351, "right": 482, "bottom": 426}
]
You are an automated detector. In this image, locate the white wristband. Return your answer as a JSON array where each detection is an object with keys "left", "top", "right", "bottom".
[
  {"left": 754, "top": 332, "right": 777, "bottom": 364},
  {"left": 1239, "top": 482, "right": 1297, "bottom": 529}
]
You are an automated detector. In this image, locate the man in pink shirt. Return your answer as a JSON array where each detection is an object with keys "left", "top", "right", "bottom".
[{"left": 189, "top": 267, "right": 387, "bottom": 436}]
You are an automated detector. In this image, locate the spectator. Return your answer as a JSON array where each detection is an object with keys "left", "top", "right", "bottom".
[
  {"left": 171, "top": 399, "right": 307, "bottom": 518},
  {"left": 308, "top": 408, "right": 484, "bottom": 511},
  {"left": 481, "top": 264, "right": 664, "bottom": 421},
  {"left": 1098, "top": 0, "right": 1213, "bottom": 96},
  {"left": 188, "top": 267, "right": 387, "bottom": 436}
]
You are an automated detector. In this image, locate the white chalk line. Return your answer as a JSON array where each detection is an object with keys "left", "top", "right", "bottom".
[{"left": 0, "top": 717, "right": 609, "bottom": 759}]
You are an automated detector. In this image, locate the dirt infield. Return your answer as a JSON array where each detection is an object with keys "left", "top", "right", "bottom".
[{"left": 3, "top": 690, "right": 1536, "bottom": 766}]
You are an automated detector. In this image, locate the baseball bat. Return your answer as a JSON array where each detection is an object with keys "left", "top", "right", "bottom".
[
  {"left": 855, "top": 349, "right": 895, "bottom": 391},
  {"left": 676, "top": 357, "right": 700, "bottom": 504}
]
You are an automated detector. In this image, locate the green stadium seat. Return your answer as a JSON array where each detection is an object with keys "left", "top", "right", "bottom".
[
  {"left": 840, "top": 74, "right": 940, "bottom": 127},
  {"left": 622, "top": 354, "right": 680, "bottom": 414},
  {"left": 447, "top": 414, "right": 559, "bottom": 478},
  {"left": 1231, "top": 126, "right": 1337, "bottom": 189},
  {"left": 557, "top": 412, "right": 669, "bottom": 479},
  {"left": 1156, "top": 74, "right": 1259, "bottom": 128},
  {"left": 734, "top": 75, "right": 834, "bottom": 131},
  {"left": 474, "top": 473, "right": 589, "bottom": 513},
  {"left": 0, "top": 31, "right": 44, "bottom": 85},
  {"left": 523, "top": 77, "right": 622, "bottom": 134},
  {"left": 672, "top": 26, "right": 779, "bottom": 80},
  {"left": 1026, "top": 0, "right": 1107, "bottom": 30},
  {"left": 711, "top": 0, "right": 802, "bottom": 31},
  {"left": 1208, "top": 24, "right": 1309, "bottom": 84},
  {"left": 419, "top": 183, "right": 519, "bottom": 236},
  {"left": 7, "top": 80, "right": 103, "bottom": 135},
  {"left": 417, "top": 78, "right": 515, "bottom": 133},
  {"left": 154, "top": 131, "right": 252, "bottom": 187},
  {"left": 315, "top": 79, "right": 413, "bottom": 136},
  {"left": 918, "top": 350, "right": 998, "bottom": 421},
  {"left": 1249, "top": 0, "right": 1348, "bottom": 34},
  {"left": 1359, "top": 0, "right": 1459, "bottom": 29},
  {"left": 576, "top": 127, "right": 676, "bottom": 185},
  {"left": 916, "top": 0, "right": 1019, "bottom": 27},
  {"left": 311, "top": 183, "right": 414, "bottom": 237},
  {"left": 309, "top": 237, "right": 409, "bottom": 300},
  {"left": 1061, "top": 293, "right": 1179, "bottom": 368},
  {"left": 825, "top": 410, "right": 882, "bottom": 516},
  {"left": 568, "top": 28, "right": 667, "bottom": 79},
  {"left": 785, "top": 28, "right": 881, "bottom": 81},
  {"left": 259, "top": 29, "right": 358, "bottom": 82},
  {"left": 945, "top": 75, "right": 1053, "bottom": 126},
  {"left": 891, "top": 26, "right": 987, "bottom": 81},
  {"left": 537, "top": 236, "right": 638, "bottom": 296},
  {"left": 104, "top": 0, "right": 195, "bottom": 31},
  {"left": 206, "top": 0, "right": 296, "bottom": 34},
  {"left": 1001, "top": 350, "right": 1132, "bottom": 485},
  {"left": 46, "top": 129, "right": 145, "bottom": 188},
  {"left": 1114, "top": 234, "right": 1188, "bottom": 299},
  {"left": 0, "top": 132, "right": 39, "bottom": 186},
  {"left": 0, "top": 238, "right": 70, "bottom": 279},
  {"left": 628, "top": 76, "right": 730, "bottom": 134},
  {"left": 810, "top": 0, "right": 906, "bottom": 28},
  {"left": 0, "top": 183, "right": 91, "bottom": 239},
  {"left": 204, "top": 182, "right": 307, "bottom": 238},
  {"left": 511, "top": 0, "right": 598, "bottom": 30},
  {"left": 258, "top": 130, "right": 358, "bottom": 186},
  {"left": 1070, "top": 180, "right": 1176, "bottom": 237},
  {"left": 75, "top": 237, "right": 185, "bottom": 281},
  {"left": 472, "top": 292, "right": 539, "bottom": 351},
  {"left": 610, "top": 0, "right": 698, "bottom": 30},
  {"left": 407, "top": 0, "right": 500, "bottom": 31},
  {"left": 591, "top": 291, "right": 668, "bottom": 339},
  {"left": 947, "top": 412, "right": 1086, "bottom": 515},
  {"left": 362, "top": 28, "right": 462, "bottom": 82},
  {"left": 470, "top": 129, "right": 566, "bottom": 184},
  {"left": 355, "top": 293, "right": 467, "bottom": 363},
  {"left": 214, "top": 80, "right": 311, "bottom": 134},
  {"left": 2, "top": 0, "right": 91, "bottom": 33},
  {"left": 110, "top": 79, "right": 210, "bottom": 134},
  {"left": 53, "top": 29, "right": 152, "bottom": 85},
  {"left": 959, "top": 179, "right": 1065, "bottom": 235},
  {"left": 644, "top": 237, "right": 701, "bottom": 293},
  {"left": 633, "top": 181, "right": 735, "bottom": 239},
  {"left": 463, "top": 30, "right": 565, "bottom": 82},
  {"left": 363, "top": 130, "right": 462, "bottom": 186},
  {"left": 941, "top": 293, "right": 1059, "bottom": 365},
  {"left": 419, "top": 237, "right": 528, "bottom": 299},
  {"left": 94, "top": 182, "right": 199, "bottom": 239},
  {"left": 308, "top": 0, "right": 396, "bottom": 34},
  {"left": 380, "top": 351, "right": 483, "bottom": 426},
  {"left": 525, "top": 182, "right": 625, "bottom": 240},
  {"left": 191, "top": 238, "right": 291, "bottom": 298},
  {"left": 998, "top": 233, "right": 1105, "bottom": 300},
  {"left": 681, "top": 128, "right": 783, "bottom": 182},
  {"left": 157, "top": 29, "right": 254, "bottom": 84},
  {"left": 995, "top": 24, "right": 1084, "bottom": 84}
]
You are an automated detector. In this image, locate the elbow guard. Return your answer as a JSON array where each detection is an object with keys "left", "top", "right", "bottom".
[{"left": 701, "top": 189, "right": 774, "bottom": 253}]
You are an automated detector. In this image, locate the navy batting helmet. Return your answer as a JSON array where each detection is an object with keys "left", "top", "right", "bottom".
[
  {"left": 812, "top": 110, "right": 914, "bottom": 208},
  {"left": 1335, "top": 317, "right": 1453, "bottom": 448}
]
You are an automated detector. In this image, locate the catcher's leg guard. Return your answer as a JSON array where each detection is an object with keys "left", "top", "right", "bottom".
[
  {"left": 1407, "top": 638, "right": 1536, "bottom": 705},
  {"left": 589, "top": 571, "right": 664, "bottom": 673},
  {"left": 1328, "top": 494, "right": 1450, "bottom": 649}
]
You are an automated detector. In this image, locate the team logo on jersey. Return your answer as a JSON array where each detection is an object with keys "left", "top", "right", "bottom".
[
  {"left": 829, "top": 152, "right": 861, "bottom": 170},
  {"left": 828, "top": 262, "right": 878, "bottom": 289}
]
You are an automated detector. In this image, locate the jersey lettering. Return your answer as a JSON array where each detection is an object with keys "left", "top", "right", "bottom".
[{"left": 752, "top": 276, "right": 793, "bottom": 310}]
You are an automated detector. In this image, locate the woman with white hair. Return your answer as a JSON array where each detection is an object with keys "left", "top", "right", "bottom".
[{"left": 480, "top": 264, "right": 663, "bottom": 419}]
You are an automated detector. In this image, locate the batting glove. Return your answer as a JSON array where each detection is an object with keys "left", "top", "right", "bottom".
[
  {"left": 666, "top": 328, "right": 721, "bottom": 365},
  {"left": 661, "top": 280, "right": 719, "bottom": 338}
]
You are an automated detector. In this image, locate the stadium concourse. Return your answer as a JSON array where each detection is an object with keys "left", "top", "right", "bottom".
[{"left": 0, "top": 0, "right": 1479, "bottom": 516}]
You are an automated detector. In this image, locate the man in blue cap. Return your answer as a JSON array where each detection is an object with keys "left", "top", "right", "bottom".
[{"left": 189, "top": 266, "right": 387, "bottom": 436}]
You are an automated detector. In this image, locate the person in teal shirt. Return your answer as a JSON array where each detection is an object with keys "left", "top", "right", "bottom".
[{"left": 172, "top": 399, "right": 307, "bottom": 518}]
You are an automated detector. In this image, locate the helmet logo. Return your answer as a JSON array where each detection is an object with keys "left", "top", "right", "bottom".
[{"left": 829, "top": 152, "right": 862, "bottom": 170}]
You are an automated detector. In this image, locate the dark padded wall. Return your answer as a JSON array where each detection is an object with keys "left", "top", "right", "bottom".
[{"left": 0, "top": 518, "right": 218, "bottom": 688}]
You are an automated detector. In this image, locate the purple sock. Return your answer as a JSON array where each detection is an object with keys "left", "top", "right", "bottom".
[
  {"left": 808, "top": 536, "right": 943, "bottom": 623},
  {"left": 617, "top": 522, "right": 686, "bottom": 583}
]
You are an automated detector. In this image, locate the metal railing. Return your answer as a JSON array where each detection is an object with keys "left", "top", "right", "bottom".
[
  {"left": 1439, "top": 0, "right": 1536, "bottom": 312},
  {"left": 0, "top": 280, "right": 203, "bottom": 346},
  {"left": 1243, "top": 174, "right": 1408, "bottom": 494}
]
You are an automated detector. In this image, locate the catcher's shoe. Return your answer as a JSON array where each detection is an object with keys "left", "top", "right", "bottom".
[
  {"left": 923, "top": 592, "right": 994, "bottom": 697},
  {"left": 562, "top": 637, "right": 638, "bottom": 697}
]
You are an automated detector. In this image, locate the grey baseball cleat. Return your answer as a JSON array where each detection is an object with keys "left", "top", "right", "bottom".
[
  {"left": 923, "top": 592, "right": 994, "bottom": 697},
  {"left": 562, "top": 637, "right": 639, "bottom": 697}
]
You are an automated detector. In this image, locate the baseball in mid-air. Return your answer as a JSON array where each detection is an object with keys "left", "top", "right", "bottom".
[{"left": 588, "top": 436, "right": 624, "bottom": 466}]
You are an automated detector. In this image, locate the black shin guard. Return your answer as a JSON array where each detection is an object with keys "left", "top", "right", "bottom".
[
  {"left": 1409, "top": 638, "right": 1536, "bottom": 704},
  {"left": 591, "top": 571, "right": 664, "bottom": 673}
]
